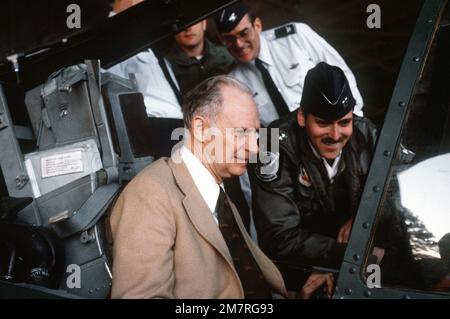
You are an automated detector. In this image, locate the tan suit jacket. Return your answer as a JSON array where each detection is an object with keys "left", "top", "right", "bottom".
[{"left": 110, "top": 151, "right": 287, "bottom": 298}]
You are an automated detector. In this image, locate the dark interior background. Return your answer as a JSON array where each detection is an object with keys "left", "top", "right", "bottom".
[{"left": 0, "top": 0, "right": 110, "bottom": 60}]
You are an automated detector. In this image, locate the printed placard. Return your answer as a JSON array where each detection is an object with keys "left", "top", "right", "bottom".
[{"left": 41, "top": 150, "right": 84, "bottom": 178}]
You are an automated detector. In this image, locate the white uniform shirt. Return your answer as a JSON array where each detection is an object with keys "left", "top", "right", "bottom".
[
  {"left": 308, "top": 140, "right": 343, "bottom": 181},
  {"left": 231, "top": 23, "right": 364, "bottom": 127},
  {"left": 108, "top": 49, "right": 183, "bottom": 119},
  {"left": 180, "top": 146, "right": 222, "bottom": 224}
]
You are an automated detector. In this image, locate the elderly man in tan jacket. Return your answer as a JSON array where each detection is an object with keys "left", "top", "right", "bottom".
[{"left": 109, "top": 75, "right": 333, "bottom": 299}]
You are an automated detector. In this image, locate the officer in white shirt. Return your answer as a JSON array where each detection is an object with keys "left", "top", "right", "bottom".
[
  {"left": 214, "top": 2, "right": 364, "bottom": 127},
  {"left": 108, "top": 48, "right": 183, "bottom": 119}
]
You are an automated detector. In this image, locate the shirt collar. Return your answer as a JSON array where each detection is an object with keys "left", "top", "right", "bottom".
[
  {"left": 308, "top": 140, "right": 343, "bottom": 181},
  {"left": 322, "top": 154, "right": 342, "bottom": 181},
  {"left": 180, "top": 146, "right": 221, "bottom": 217},
  {"left": 255, "top": 34, "right": 273, "bottom": 67}
]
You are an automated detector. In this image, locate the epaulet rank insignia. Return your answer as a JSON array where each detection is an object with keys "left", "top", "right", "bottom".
[{"left": 274, "top": 24, "right": 297, "bottom": 39}]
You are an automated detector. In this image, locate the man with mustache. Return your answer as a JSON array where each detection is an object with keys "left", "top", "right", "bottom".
[
  {"left": 250, "top": 63, "right": 380, "bottom": 280},
  {"left": 165, "top": 20, "right": 235, "bottom": 95},
  {"left": 214, "top": 2, "right": 363, "bottom": 127}
]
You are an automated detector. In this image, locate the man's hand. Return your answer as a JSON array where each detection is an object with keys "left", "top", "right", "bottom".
[
  {"left": 337, "top": 217, "right": 354, "bottom": 243},
  {"left": 297, "top": 273, "right": 334, "bottom": 299}
]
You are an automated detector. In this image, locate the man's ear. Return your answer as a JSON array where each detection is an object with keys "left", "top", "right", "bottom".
[
  {"left": 192, "top": 116, "right": 204, "bottom": 143},
  {"left": 297, "top": 109, "right": 306, "bottom": 127},
  {"left": 202, "top": 19, "right": 207, "bottom": 31},
  {"left": 253, "top": 17, "right": 263, "bottom": 34},
  {"left": 192, "top": 116, "right": 213, "bottom": 143}
]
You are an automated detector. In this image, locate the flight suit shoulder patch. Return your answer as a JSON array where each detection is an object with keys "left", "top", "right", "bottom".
[
  {"left": 274, "top": 24, "right": 297, "bottom": 39},
  {"left": 255, "top": 152, "right": 280, "bottom": 183}
]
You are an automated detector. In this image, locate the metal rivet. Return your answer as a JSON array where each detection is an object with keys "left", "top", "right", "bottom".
[
  {"left": 383, "top": 151, "right": 391, "bottom": 157},
  {"left": 364, "top": 291, "right": 372, "bottom": 298},
  {"left": 349, "top": 267, "right": 356, "bottom": 274},
  {"left": 399, "top": 101, "right": 406, "bottom": 107},
  {"left": 373, "top": 185, "right": 380, "bottom": 192},
  {"left": 403, "top": 295, "right": 411, "bottom": 299},
  {"left": 413, "top": 57, "right": 420, "bottom": 62},
  {"left": 89, "top": 289, "right": 93, "bottom": 294},
  {"left": 344, "top": 288, "right": 352, "bottom": 295},
  {"left": 353, "top": 254, "right": 361, "bottom": 261},
  {"left": 363, "top": 222, "right": 370, "bottom": 229},
  {"left": 427, "top": 18, "right": 433, "bottom": 23}
]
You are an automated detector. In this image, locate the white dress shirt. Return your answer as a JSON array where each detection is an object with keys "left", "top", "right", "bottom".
[
  {"left": 180, "top": 146, "right": 221, "bottom": 223},
  {"left": 231, "top": 22, "right": 363, "bottom": 127},
  {"left": 322, "top": 154, "right": 343, "bottom": 181},
  {"left": 308, "top": 140, "right": 343, "bottom": 181},
  {"left": 108, "top": 48, "right": 183, "bottom": 119}
]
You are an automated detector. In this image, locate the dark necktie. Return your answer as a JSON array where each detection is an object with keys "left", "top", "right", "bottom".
[
  {"left": 215, "top": 187, "right": 272, "bottom": 299},
  {"left": 255, "top": 58, "right": 290, "bottom": 117}
]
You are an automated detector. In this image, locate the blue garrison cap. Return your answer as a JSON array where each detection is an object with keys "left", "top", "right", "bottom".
[
  {"left": 300, "top": 62, "right": 355, "bottom": 121},
  {"left": 214, "top": 2, "right": 250, "bottom": 33}
]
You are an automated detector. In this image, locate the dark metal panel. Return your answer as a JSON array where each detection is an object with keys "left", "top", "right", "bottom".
[
  {"left": 0, "top": 84, "right": 41, "bottom": 225},
  {"left": 0, "top": 0, "right": 237, "bottom": 91},
  {"left": 334, "top": 0, "right": 449, "bottom": 299},
  {"left": 0, "top": 0, "right": 110, "bottom": 61},
  {"left": 0, "top": 281, "right": 83, "bottom": 299}
]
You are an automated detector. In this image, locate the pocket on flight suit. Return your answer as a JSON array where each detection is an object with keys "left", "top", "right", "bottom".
[{"left": 282, "top": 54, "right": 315, "bottom": 110}]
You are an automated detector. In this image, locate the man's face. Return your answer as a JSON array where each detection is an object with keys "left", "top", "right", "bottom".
[
  {"left": 210, "top": 86, "right": 260, "bottom": 179},
  {"left": 298, "top": 110, "right": 354, "bottom": 160},
  {"left": 219, "top": 15, "right": 262, "bottom": 62},
  {"left": 175, "top": 20, "right": 206, "bottom": 50}
]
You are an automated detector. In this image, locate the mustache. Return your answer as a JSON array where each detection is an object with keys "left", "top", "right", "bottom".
[{"left": 321, "top": 137, "right": 344, "bottom": 145}]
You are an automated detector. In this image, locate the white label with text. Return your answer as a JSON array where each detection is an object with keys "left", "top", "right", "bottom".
[{"left": 41, "top": 150, "right": 84, "bottom": 178}]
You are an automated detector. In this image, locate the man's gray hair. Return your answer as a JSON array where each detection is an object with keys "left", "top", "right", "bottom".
[{"left": 182, "top": 75, "right": 253, "bottom": 128}]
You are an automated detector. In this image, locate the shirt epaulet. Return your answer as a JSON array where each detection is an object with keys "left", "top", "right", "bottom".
[
  {"left": 264, "top": 23, "right": 297, "bottom": 41},
  {"left": 274, "top": 23, "right": 297, "bottom": 39}
]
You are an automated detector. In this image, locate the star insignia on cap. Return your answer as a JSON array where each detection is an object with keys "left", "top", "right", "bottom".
[
  {"left": 229, "top": 12, "right": 237, "bottom": 22},
  {"left": 342, "top": 97, "right": 349, "bottom": 108}
]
